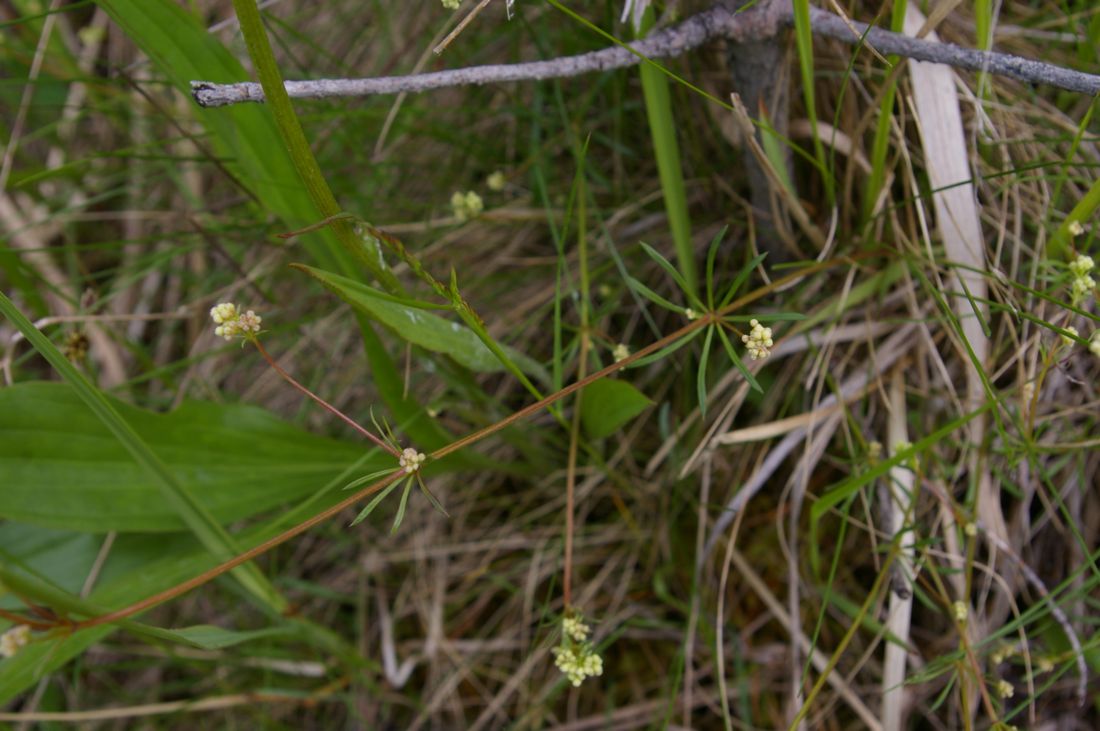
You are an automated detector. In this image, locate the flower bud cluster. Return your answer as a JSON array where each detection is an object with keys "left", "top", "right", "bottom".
[
  {"left": 451, "top": 191, "right": 484, "bottom": 222},
  {"left": 209, "top": 303, "right": 262, "bottom": 341},
  {"left": 553, "top": 615, "right": 603, "bottom": 687},
  {"left": 0, "top": 625, "right": 31, "bottom": 659},
  {"left": 742, "top": 319, "right": 773, "bottom": 360},
  {"left": 399, "top": 447, "right": 426, "bottom": 474},
  {"left": 1069, "top": 254, "right": 1094, "bottom": 305}
]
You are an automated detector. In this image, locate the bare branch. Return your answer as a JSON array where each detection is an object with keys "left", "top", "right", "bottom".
[
  {"left": 191, "top": 3, "right": 1100, "bottom": 108},
  {"left": 806, "top": 6, "right": 1100, "bottom": 94},
  {"left": 191, "top": 3, "right": 779, "bottom": 107}
]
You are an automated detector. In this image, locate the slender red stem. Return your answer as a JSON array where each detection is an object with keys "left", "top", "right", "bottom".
[{"left": 253, "top": 339, "right": 400, "bottom": 457}]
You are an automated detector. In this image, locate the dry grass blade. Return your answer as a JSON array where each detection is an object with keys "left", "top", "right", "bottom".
[{"left": 881, "top": 371, "right": 915, "bottom": 731}]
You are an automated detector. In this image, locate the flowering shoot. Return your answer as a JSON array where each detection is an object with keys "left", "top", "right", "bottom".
[{"left": 210, "top": 303, "right": 263, "bottom": 342}]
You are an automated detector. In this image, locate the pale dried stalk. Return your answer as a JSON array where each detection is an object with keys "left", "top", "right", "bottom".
[{"left": 881, "top": 372, "right": 916, "bottom": 731}]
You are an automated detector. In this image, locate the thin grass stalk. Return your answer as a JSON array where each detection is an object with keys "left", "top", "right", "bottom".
[
  {"left": 791, "top": 0, "right": 834, "bottom": 204},
  {"left": 862, "top": 1, "right": 907, "bottom": 223}
]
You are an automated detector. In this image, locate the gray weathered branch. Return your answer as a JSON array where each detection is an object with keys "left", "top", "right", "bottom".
[{"left": 191, "top": 2, "right": 1100, "bottom": 108}]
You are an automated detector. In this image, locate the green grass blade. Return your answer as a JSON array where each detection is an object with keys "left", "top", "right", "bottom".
[
  {"left": 390, "top": 477, "right": 414, "bottom": 534},
  {"left": 791, "top": 0, "right": 834, "bottom": 204},
  {"left": 811, "top": 403, "right": 993, "bottom": 522},
  {"left": 637, "top": 9, "right": 697, "bottom": 297},
  {"left": 862, "top": 2, "right": 906, "bottom": 223},
  {"left": 349, "top": 479, "right": 401, "bottom": 527}
]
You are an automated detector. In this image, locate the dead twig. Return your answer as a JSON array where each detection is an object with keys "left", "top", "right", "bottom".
[{"left": 190, "top": 2, "right": 1100, "bottom": 108}]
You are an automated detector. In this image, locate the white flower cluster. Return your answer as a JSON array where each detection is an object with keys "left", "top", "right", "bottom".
[
  {"left": 209, "top": 303, "right": 262, "bottom": 341},
  {"left": 952, "top": 600, "right": 968, "bottom": 622},
  {"left": 1069, "top": 254, "right": 1095, "bottom": 305},
  {"left": 441, "top": 0, "right": 460, "bottom": 9},
  {"left": 741, "top": 319, "right": 773, "bottom": 360},
  {"left": 0, "top": 625, "right": 30, "bottom": 659},
  {"left": 451, "top": 190, "right": 484, "bottom": 222},
  {"left": 1091, "top": 330, "right": 1100, "bottom": 359},
  {"left": 612, "top": 343, "right": 630, "bottom": 364},
  {"left": 399, "top": 447, "right": 426, "bottom": 474},
  {"left": 553, "top": 644, "right": 603, "bottom": 687},
  {"left": 553, "top": 615, "right": 603, "bottom": 687}
]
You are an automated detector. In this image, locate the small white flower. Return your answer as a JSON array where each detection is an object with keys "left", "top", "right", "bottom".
[
  {"left": 684, "top": 308, "right": 698, "bottom": 321},
  {"left": 1036, "top": 655, "right": 1054, "bottom": 673},
  {"left": 995, "top": 679, "right": 1014, "bottom": 699},
  {"left": 741, "top": 319, "right": 773, "bottom": 360},
  {"left": 441, "top": 0, "right": 460, "bottom": 9},
  {"left": 1060, "top": 325, "right": 1078, "bottom": 346},
  {"left": 1090, "top": 331, "right": 1100, "bottom": 358},
  {"left": 0, "top": 625, "right": 31, "bottom": 659},
  {"left": 399, "top": 447, "right": 426, "bottom": 474},
  {"left": 1067, "top": 220, "right": 1085, "bottom": 237},
  {"left": 612, "top": 343, "right": 630, "bottom": 364},
  {"left": 486, "top": 171, "right": 506, "bottom": 191},
  {"left": 952, "top": 600, "right": 968, "bottom": 622},
  {"left": 964, "top": 522, "right": 977, "bottom": 537}
]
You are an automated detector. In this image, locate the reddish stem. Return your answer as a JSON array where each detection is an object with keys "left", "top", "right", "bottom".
[{"left": 253, "top": 339, "right": 399, "bottom": 457}]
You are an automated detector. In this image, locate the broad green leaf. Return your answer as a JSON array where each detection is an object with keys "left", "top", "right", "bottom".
[
  {"left": 0, "top": 516, "right": 364, "bottom": 704},
  {"left": 296, "top": 265, "right": 546, "bottom": 379},
  {"left": 0, "top": 291, "right": 282, "bottom": 609},
  {"left": 0, "top": 382, "right": 388, "bottom": 532},
  {"left": 580, "top": 379, "right": 653, "bottom": 440}
]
